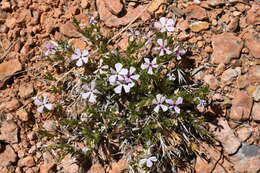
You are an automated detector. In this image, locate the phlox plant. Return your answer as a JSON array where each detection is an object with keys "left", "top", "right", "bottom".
[{"left": 40, "top": 16, "right": 213, "bottom": 172}]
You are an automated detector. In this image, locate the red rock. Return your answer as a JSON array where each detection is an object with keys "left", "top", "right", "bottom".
[
  {"left": 117, "top": 37, "right": 129, "bottom": 51},
  {"left": 81, "top": 0, "right": 90, "bottom": 8},
  {"left": 230, "top": 90, "right": 253, "bottom": 121},
  {"left": 211, "top": 32, "right": 243, "bottom": 64},
  {"left": 40, "top": 12, "right": 56, "bottom": 33},
  {"left": 1, "top": 1, "right": 11, "bottom": 10},
  {"left": 0, "top": 145, "right": 17, "bottom": 167},
  {"left": 235, "top": 125, "right": 253, "bottom": 142},
  {"left": 185, "top": 5, "right": 208, "bottom": 20},
  {"left": 203, "top": 74, "right": 219, "bottom": 90},
  {"left": 0, "top": 98, "right": 21, "bottom": 112},
  {"left": 0, "top": 120, "right": 19, "bottom": 143},
  {"left": 59, "top": 154, "right": 79, "bottom": 173},
  {"left": 69, "top": 39, "right": 87, "bottom": 51},
  {"left": 18, "top": 83, "right": 34, "bottom": 99},
  {"left": 97, "top": 0, "right": 148, "bottom": 27},
  {"left": 60, "top": 21, "right": 81, "bottom": 37},
  {"left": 252, "top": 102, "right": 260, "bottom": 121},
  {"left": 247, "top": 65, "right": 260, "bottom": 84},
  {"left": 87, "top": 163, "right": 105, "bottom": 173},
  {"left": 176, "top": 18, "right": 189, "bottom": 31},
  {"left": 245, "top": 31, "right": 260, "bottom": 59},
  {"left": 246, "top": 2, "right": 260, "bottom": 25},
  {"left": 5, "top": 17, "right": 16, "bottom": 29},
  {"left": 18, "top": 155, "right": 35, "bottom": 167},
  {"left": 16, "top": 109, "right": 29, "bottom": 122},
  {"left": 75, "top": 14, "right": 89, "bottom": 26},
  {"left": 227, "top": 18, "right": 239, "bottom": 32},
  {"left": 211, "top": 118, "right": 241, "bottom": 155},
  {"left": 207, "top": 0, "right": 225, "bottom": 6},
  {"left": 104, "top": 0, "right": 123, "bottom": 15}
]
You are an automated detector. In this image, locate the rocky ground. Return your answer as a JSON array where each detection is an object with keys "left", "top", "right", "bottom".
[{"left": 0, "top": 0, "right": 260, "bottom": 172}]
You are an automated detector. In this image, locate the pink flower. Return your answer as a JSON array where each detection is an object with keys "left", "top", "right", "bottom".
[
  {"left": 154, "top": 17, "right": 176, "bottom": 32},
  {"left": 141, "top": 58, "right": 158, "bottom": 75},
  {"left": 152, "top": 94, "right": 168, "bottom": 113},
  {"left": 166, "top": 97, "right": 183, "bottom": 114},
  {"left": 154, "top": 39, "right": 172, "bottom": 56},
  {"left": 71, "top": 48, "right": 89, "bottom": 67},
  {"left": 33, "top": 96, "right": 53, "bottom": 113}
]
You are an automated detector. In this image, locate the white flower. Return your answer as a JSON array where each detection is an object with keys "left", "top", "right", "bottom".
[
  {"left": 197, "top": 98, "right": 206, "bottom": 109},
  {"left": 152, "top": 94, "right": 168, "bottom": 113},
  {"left": 141, "top": 58, "right": 158, "bottom": 75},
  {"left": 166, "top": 97, "right": 183, "bottom": 114},
  {"left": 139, "top": 156, "right": 157, "bottom": 168},
  {"left": 114, "top": 81, "right": 133, "bottom": 94},
  {"left": 82, "top": 80, "right": 100, "bottom": 103},
  {"left": 154, "top": 17, "right": 176, "bottom": 33},
  {"left": 174, "top": 46, "right": 186, "bottom": 60},
  {"left": 71, "top": 48, "right": 89, "bottom": 67},
  {"left": 33, "top": 96, "right": 53, "bottom": 113},
  {"left": 124, "top": 67, "right": 140, "bottom": 84},
  {"left": 167, "top": 73, "right": 176, "bottom": 81},
  {"left": 94, "top": 59, "right": 109, "bottom": 74},
  {"left": 154, "top": 39, "right": 172, "bottom": 56},
  {"left": 108, "top": 63, "right": 128, "bottom": 85}
]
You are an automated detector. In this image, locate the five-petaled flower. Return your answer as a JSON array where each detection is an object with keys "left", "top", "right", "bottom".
[
  {"left": 154, "top": 17, "right": 176, "bottom": 33},
  {"left": 154, "top": 39, "right": 172, "bottom": 56},
  {"left": 141, "top": 58, "right": 158, "bottom": 75},
  {"left": 33, "top": 96, "right": 53, "bottom": 113},
  {"left": 139, "top": 156, "right": 157, "bottom": 168},
  {"left": 44, "top": 41, "right": 58, "bottom": 56},
  {"left": 109, "top": 63, "right": 128, "bottom": 85},
  {"left": 71, "top": 48, "right": 89, "bottom": 67},
  {"left": 174, "top": 46, "right": 186, "bottom": 60},
  {"left": 82, "top": 80, "right": 100, "bottom": 103},
  {"left": 94, "top": 59, "right": 109, "bottom": 75},
  {"left": 152, "top": 94, "right": 168, "bottom": 113},
  {"left": 197, "top": 98, "right": 206, "bottom": 109},
  {"left": 166, "top": 97, "right": 183, "bottom": 114}
]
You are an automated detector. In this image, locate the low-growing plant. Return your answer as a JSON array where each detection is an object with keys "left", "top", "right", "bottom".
[{"left": 37, "top": 16, "right": 214, "bottom": 172}]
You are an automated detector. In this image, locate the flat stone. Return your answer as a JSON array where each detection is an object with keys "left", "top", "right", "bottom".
[
  {"left": 246, "top": 2, "right": 260, "bottom": 25},
  {"left": 5, "top": 17, "right": 16, "bottom": 29},
  {"left": 69, "top": 39, "right": 87, "bottom": 51},
  {"left": 207, "top": 0, "right": 225, "bottom": 6},
  {"left": 60, "top": 21, "right": 81, "bottom": 38},
  {"left": 203, "top": 74, "right": 219, "bottom": 90},
  {"left": 231, "top": 144, "right": 260, "bottom": 173},
  {"left": 252, "top": 103, "right": 260, "bottom": 121},
  {"left": 230, "top": 90, "right": 253, "bottom": 121},
  {"left": 190, "top": 21, "right": 209, "bottom": 32},
  {"left": 211, "top": 118, "right": 241, "bottom": 155},
  {"left": 0, "top": 120, "right": 19, "bottom": 143},
  {"left": 16, "top": 109, "right": 29, "bottom": 121},
  {"left": 0, "top": 145, "right": 17, "bottom": 167},
  {"left": 235, "top": 125, "right": 253, "bottom": 142},
  {"left": 18, "top": 83, "right": 34, "bottom": 99},
  {"left": 18, "top": 155, "right": 35, "bottom": 167},
  {"left": 245, "top": 31, "right": 260, "bottom": 59},
  {"left": 104, "top": 0, "right": 123, "bottom": 15},
  {"left": 176, "top": 19, "right": 189, "bottom": 31},
  {"left": 147, "top": 0, "right": 166, "bottom": 13},
  {"left": 221, "top": 67, "right": 241, "bottom": 83},
  {"left": 211, "top": 32, "right": 243, "bottom": 64},
  {"left": 43, "top": 120, "right": 57, "bottom": 132},
  {"left": 0, "top": 59, "right": 22, "bottom": 88},
  {"left": 248, "top": 65, "right": 260, "bottom": 84},
  {"left": 185, "top": 5, "right": 208, "bottom": 20}
]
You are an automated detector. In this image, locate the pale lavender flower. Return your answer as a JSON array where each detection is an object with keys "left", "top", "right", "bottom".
[
  {"left": 141, "top": 58, "right": 158, "bottom": 75},
  {"left": 89, "top": 16, "right": 97, "bottom": 25},
  {"left": 113, "top": 80, "right": 133, "bottom": 94},
  {"left": 71, "top": 48, "right": 89, "bottom": 67},
  {"left": 108, "top": 63, "right": 128, "bottom": 85},
  {"left": 174, "top": 46, "right": 186, "bottom": 60},
  {"left": 167, "top": 73, "right": 176, "bottom": 81},
  {"left": 82, "top": 80, "right": 100, "bottom": 103},
  {"left": 166, "top": 97, "right": 183, "bottom": 114},
  {"left": 154, "top": 39, "right": 172, "bottom": 56},
  {"left": 44, "top": 41, "right": 58, "bottom": 56},
  {"left": 94, "top": 59, "right": 109, "bottom": 74},
  {"left": 124, "top": 67, "right": 140, "bottom": 83},
  {"left": 139, "top": 156, "right": 157, "bottom": 168},
  {"left": 152, "top": 94, "right": 168, "bottom": 113},
  {"left": 154, "top": 17, "right": 176, "bottom": 32},
  {"left": 33, "top": 96, "right": 53, "bottom": 113},
  {"left": 197, "top": 98, "right": 206, "bottom": 109}
]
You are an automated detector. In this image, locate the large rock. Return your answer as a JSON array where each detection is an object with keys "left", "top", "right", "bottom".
[
  {"left": 245, "top": 31, "right": 260, "bottom": 59},
  {"left": 211, "top": 33, "right": 243, "bottom": 64},
  {"left": 246, "top": 2, "right": 260, "bottom": 25},
  {"left": 60, "top": 21, "right": 81, "bottom": 38},
  {"left": 0, "top": 145, "right": 17, "bottom": 167},
  {"left": 104, "top": 0, "right": 123, "bottom": 15},
  {"left": 210, "top": 118, "right": 241, "bottom": 155},
  {"left": 185, "top": 5, "right": 208, "bottom": 20},
  {"left": 247, "top": 65, "right": 260, "bottom": 84},
  {"left": 0, "top": 59, "right": 22, "bottom": 88},
  {"left": 0, "top": 120, "right": 19, "bottom": 143},
  {"left": 230, "top": 90, "right": 253, "bottom": 121}
]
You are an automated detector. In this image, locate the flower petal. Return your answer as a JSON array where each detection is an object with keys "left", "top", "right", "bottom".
[
  {"left": 82, "top": 92, "right": 91, "bottom": 99},
  {"left": 159, "top": 49, "right": 165, "bottom": 56},
  {"left": 176, "top": 97, "right": 183, "bottom": 105},
  {"left": 131, "top": 74, "right": 139, "bottom": 80},
  {"left": 71, "top": 54, "right": 79, "bottom": 60},
  {"left": 43, "top": 96, "right": 49, "bottom": 104},
  {"left": 154, "top": 22, "right": 163, "bottom": 29},
  {"left": 159, "top": 17, "right": 167, "bottom": 25},
  {"left": 76, "top": 59, "right": 83, "bottom": 67},
  {"left": 115, "top": 63, "right": 123, "bottom": 72},
  {"left": 82, "top": 50, "right": 89, "bottom": 56},
  {"left": 109, "top": 75, "right": 117, "bottom": 84},
  {"left": 167, "top": 19, "right": 175, "bottom": 25},
  {"left": 88, "top": 93, "right": 96, "bottom": 103},
  {"left": 123, "top": 84, "right": 131, "bottom": 93},
  {"left": 166, "top": 99, "right": 174, "bottom": 105},
  {"left": 147, "top": 67, "right": 154, "bottom": 74},
  {"left": 174, "top": 106, "right": 180, "bottom": 114},
  {"left": 166, "top": 26, "right": 175, "bottom": 32},
  {"left": 120, "top": 68, "right": 128, "bottom": 76},
  {"left": 44, "top": 103, "right": 53, "bottom": 110},
  {"left": 129, "top": 67, "right": 136, "bottom": 74},
  {"left": 75, "top": 48, "right": 81, "bottom": 55},
  {"left": 114, "top": 85, "right": 123, "bottom": 94},
  {"left": 37, "top": 105, "right": 44, "bottom": 113},
  {"left": 33, "top": 98, "right": 43, "bottom": 106},
  {"left": 149, "top": 156, "right": 157, "bottom": 162},
  {"left": 161, "top": 104, "right": 168, "bottom": 112},
  {"left": 82, "top": 57, "right": 88, "bottom": 64},
  {"left": 154, "top": 105, "right": 160, "bottom": 113},
  {"left": 141, "top": 63, "right": 148, "bottom": 70},
  {"left": 139, "top": 159, "right": 147, "bottom": 165},
  {"left": 146, "top": 159, "right": 153, "bottom": 168},
  {"left": 157, "top": 39, "right": 163, "bottom": 46}
]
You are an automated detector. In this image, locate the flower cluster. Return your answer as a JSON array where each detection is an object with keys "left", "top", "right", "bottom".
[
  {"left": 152, "top": 94, "right": 183, "bottom": 113},
  {"left": 108, "top": 63, "right": 139, "bottom": 94}
]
